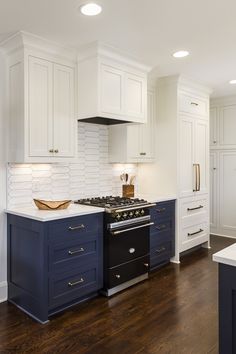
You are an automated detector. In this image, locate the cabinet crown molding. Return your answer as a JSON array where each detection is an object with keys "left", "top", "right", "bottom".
[
  {"left": 77, "top": 41, "right": 152, "bottom": 73},
  {"left": 0, "top": 31, "right": 77, "bottom": 62},
  {"left": 157, "top": 74, "right": 212, "bottom": 96}
]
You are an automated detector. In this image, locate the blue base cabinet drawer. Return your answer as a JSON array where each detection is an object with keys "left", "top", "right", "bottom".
[
  {"left": 150, "top": 200, "right": 175, "bottom": 271},
  {"left": 7, "top": 212, "right": 103, "bottom": 323},
  {"left": 150, "top": 242, "right": 171, "bottom": 269},
  {"left": 49, "top": 261, "right": 101, "bottom": 309}
]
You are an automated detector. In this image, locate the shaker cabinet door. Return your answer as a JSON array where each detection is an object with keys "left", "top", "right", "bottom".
[
  {"left": 125, "top": 73, "right": 146, "bottom": 122},
  {"left": 179, "top": 115, "right": 195, "bottom": 197},
  {"left": 53, "top": 64, "right": 75, "bottom": 157},
  {"left": 100, "top": 64, "right": 124, "bottom": 116},
  {"left": 28, "top": 56, "right": 53, "bottom": 157},
  {"left": 194, "top": 119, "right": 209, "bottom": 195}
]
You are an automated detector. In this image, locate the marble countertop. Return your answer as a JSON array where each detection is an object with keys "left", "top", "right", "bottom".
[
  {"left": 212, "top": 243, "right": 236, "bottom": 267},
  {"left": 5, "top": 203, "right": 105, "bottom": 222}
]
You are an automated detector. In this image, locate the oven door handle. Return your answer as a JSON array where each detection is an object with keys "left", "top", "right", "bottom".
[
  {"left": 114, "top": 203, "right": 156, "bottom": 213},
  {"left": 111, "top": 222, "right": 154, "bottom": 235}
]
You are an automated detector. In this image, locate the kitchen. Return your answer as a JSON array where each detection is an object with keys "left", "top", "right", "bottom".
[{"left": 1, "top": 1, "right": 236, "bottom": 353}]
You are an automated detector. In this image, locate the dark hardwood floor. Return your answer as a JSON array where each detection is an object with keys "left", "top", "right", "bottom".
[{"left": 0, "top": 235, "right": 234, "bottom": 354}]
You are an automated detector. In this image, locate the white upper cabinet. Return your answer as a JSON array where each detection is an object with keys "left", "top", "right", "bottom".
[
  {"left": 53, "top": 64, "right": 75, "bottom": 157},
  {"left": 108, "top": 89, "right": 155, "bottom": 163},
  {"left": 2, "top": 32, "right": 77, "bottom": 163},
  {"left": 219, "top": 104, "right": 236, "bottom": 148},
  {"left": 78, "top": 42, "right": 150, "bottom": 124},
  {"left": 210, "top": 107, "right": 218, "bottom": 147},
  {"left": 210, "top": 98, "right": 236, "bottom": 149},
  {"left": 28, "top": 56, "right": 53, "bottom": 157}
]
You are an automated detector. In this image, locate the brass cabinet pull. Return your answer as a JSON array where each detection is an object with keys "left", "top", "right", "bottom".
[
  {"left": 187, "top": 229, "right": 203, "bottom": 237},
  {"left": 68, "top": 278, "right": 84, "bottom": 287},
  {"left": 156, "top": 207, "right": 166, "bottom": 213},
  {"left": 54, "top": 149, "right": 59, "bottom": 153},
  {"left": 193, "top": 164, "right": 200, "bottom": 192},
  {"left": 191, "top": 102, "right": 199, "bottom": 106},
  {"left": 49, "top": 149, "right": 54, "bottom": 153},
  {"left": 156, "top": 224, "right": 166, "bottom": 231},
  {"left": 140, "top": 152, "right": 146, "bottom": 156},
  {"left": 155, "top": 247, "right": 166, "bottom": 253},
  {"left": 213, "top": 140, "right": 217, "bottom": 144},
  {"left": 187, "top": 205, "right": 203, "bottom": 211},
  {"left": 68, "top": 248, "right": 85, "bottom": 255},
  {"left": 68, "top": 224, "right": 85, "bottom": 231}
]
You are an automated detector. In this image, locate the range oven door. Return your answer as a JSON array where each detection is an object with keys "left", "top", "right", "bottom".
[{"left": 106, "top": 221, "right": 153, "bottom": 268}]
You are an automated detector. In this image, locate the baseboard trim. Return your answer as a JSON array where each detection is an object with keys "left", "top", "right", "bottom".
[
  {"left": 211, "top": 233, "right": 236, "bottom": 240},
  {"left": 0, "top": 281, "right": 7, "bottom": 303}
]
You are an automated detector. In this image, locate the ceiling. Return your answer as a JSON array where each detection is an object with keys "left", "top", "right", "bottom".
[{"left": 0, "top": 0, "right": 236, "bottom": 97}]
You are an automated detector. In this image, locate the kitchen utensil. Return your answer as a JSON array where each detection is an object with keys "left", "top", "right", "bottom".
[
  {"left": 125, "top": 173, "right": 129, "bottom": 184},
  {"left": 130, "top": 175, "right": 135, "bottom": 185},
  {"left": 34, "top": 199, "right": 71, "bottom": 210}
]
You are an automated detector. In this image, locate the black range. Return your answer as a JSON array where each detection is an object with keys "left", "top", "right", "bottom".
[{"left": 75, "top": 196, "right": 155, "bottom": 296}]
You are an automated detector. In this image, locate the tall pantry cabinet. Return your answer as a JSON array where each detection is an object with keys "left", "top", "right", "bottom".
[
  {"left": 210, "top": 96, "right": 236, "bottom": 238},
  {"left": 138, "top": 76, "right": 211, "bottom": 262}
]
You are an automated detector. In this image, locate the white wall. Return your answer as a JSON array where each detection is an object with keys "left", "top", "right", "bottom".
[{"left": 0, "top": 52, "right": 7, "bottom": 302}]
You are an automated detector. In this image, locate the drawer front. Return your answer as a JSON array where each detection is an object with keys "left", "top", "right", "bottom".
[
  {"left": 179, "top": 222, "right": 209, "bottom": 252},
  {"left": 48, "top": 213, "right": 102, "bottom": 243},
  {"left": 107, "top": 255, "right": 149, "bottom": 289},
  {"left": 180, "top": 196, "right": 208, "bottom": 228},
  {"left": 49, "top": 235, "right": 98, "bottom": 273},
  {"left": 179, "top": 93, "right": 208, "bottom": 117},
  {"left": 49, "top": 262, "right": 101, "bottom": 309},
  {"left": 150, "top": 218, "right": 172, "bottom": 235},
  {"left": 150, "top": 241, "right": 171, "bottom": 269},
  {"left": 150, "top": 200, "right": 175, "bottom": 222},
  {"left": 150, "top": 225, "right": 172, "bottom": 248}
]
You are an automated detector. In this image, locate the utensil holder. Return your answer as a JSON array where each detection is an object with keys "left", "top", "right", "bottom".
[{"left": 122, "top": 185, "right": 134, "bottom": 198}]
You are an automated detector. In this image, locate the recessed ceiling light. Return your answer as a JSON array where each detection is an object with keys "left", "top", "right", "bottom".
[
  {"left": 229, "top": 79, "right": 236, "bottom": 84},
  {"left": 173, "top": 50, "right": 190, "bottom": 58},
  {"left": 80, "top": 2, "right": 102, "bottom": 16}
]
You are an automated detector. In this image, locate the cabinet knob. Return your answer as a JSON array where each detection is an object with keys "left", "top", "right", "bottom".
[
  {"left": 115, "top": 274, "right": 121, "bottom": 279},
  {"left": 144, "top": 263, "right": 149, "bottom": 268},
  {"left": 213, "top": 167, "right": 217, "bottom": 170},
  {"left": 54, "top": 149, "right": 59, "bottom": 153},
  {"left": 49, "top": 149, "right": 54, "bottom": 153},
  {"left": 213, "top": 140, "right": 217, "bottom": 144}
]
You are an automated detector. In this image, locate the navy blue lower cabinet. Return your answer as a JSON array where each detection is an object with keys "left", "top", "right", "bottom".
[
  {"left": 218, "top": 263, "right": 236, "bottom": 354},
  {"left": 149, "top": 200, "right": 175, "bottom": 271},
  {"left": 7, "top": 213, "right": 103, "bottom": 323}
]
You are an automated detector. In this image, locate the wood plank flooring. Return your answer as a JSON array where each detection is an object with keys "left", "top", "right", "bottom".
[{"left": 0, "top": 235, "right": 234, "bottom": 354}]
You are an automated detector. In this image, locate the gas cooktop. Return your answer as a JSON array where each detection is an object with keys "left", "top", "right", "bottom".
[{"left": 74, "top": 196, "right": 149, "bottom": 211}]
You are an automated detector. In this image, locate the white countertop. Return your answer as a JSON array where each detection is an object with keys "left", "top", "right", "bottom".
[
  {"left": 136, "top": 194, "right": 176, "bottom": 203},
  {"left": 5, "top": 203, "right": 105, "bottom": 222},
  {"left": 213, "top": 243, "right": 236, "bottom": 267}
]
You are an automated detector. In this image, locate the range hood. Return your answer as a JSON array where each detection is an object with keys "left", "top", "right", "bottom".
[
  {"left": 77, "top": 42, "right": 151, "bottom": 125},
  {"left": 78, "top": 117, "right": 130, "bottom": 125}
]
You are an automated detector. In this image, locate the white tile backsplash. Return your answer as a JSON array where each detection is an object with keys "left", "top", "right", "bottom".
[{"left": 7, "top": 123, "right": 138, "bottom": 208}]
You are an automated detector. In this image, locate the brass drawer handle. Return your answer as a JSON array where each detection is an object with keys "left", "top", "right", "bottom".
[
  {"left": 140, "top": 152, "right": 146, "bottom": 156},
  {"left": 68, "top": 278, "right": 84, "bottom": 287},
  {"left": 156, "top": 224, "right": 166, "bottom": 231},
  {"left": 155, "top": 247, "right": 166, "bottom": 254},
  {"left": 49, "top": 149, "right": 54, "bottom": 153},
  {"left": 156, "top": 207, "right": 166, "bottom": 213},
  {"left": 191, "top": 102, "right": 199, "bottom": 106},
  {"left": 68, "top": 224, "right": 85, "bottom": 231},
  {"left": 187, "top": 229, "right": 203, "bottom": 237},
  {"left": 68, "top": 248, "right": 84, "bottom": 255},
  {"left": 187, "top": 205, "right": 203, "bottom": 211}
]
